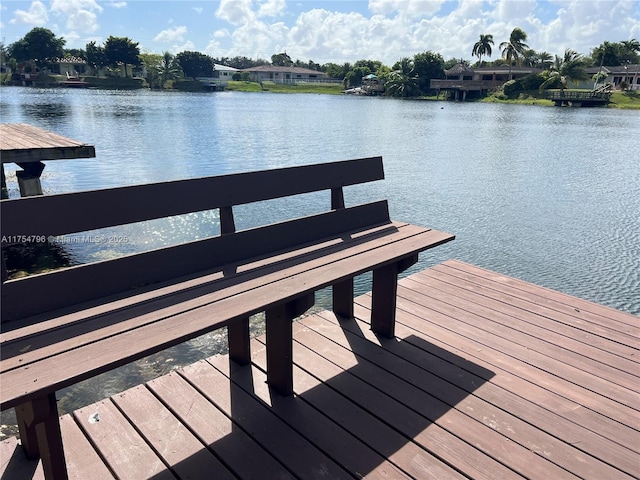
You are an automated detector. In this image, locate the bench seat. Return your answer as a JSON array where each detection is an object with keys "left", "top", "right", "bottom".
[{"left": 1, "top": 156, "right": 454, "bottom": 479}]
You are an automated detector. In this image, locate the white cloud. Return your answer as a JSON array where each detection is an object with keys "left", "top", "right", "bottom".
[
  {"left": 10, "top": 1, "right": 48, "bottom": 25},
  {"left": 154, "top": 25, "right": 188, "bottom": 43},
  {"left": 106, "top": 1, "right": 127, "bottom": 8},
  {"left": 51, "top": 0, "right": 103, "bottom": 34},
  {"left": 368, "top": 0, "right": 445, "bottom": 17},
  {"left": 192, "top": 7, "right": 203, "bottom": 14},
  {"left": 258, "top": 0, "right": 286, "bottom": 17},
  {"left": 216, "top": 0, "right": 257, "bottom": 27}
]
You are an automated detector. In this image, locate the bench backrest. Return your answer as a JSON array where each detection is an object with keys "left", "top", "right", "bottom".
[{"left": 1, "top": 157, "right": 389, "bottom": 324}]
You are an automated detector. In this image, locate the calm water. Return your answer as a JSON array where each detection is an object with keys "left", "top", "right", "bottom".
[{"left": 1, "top": 87, "right": 638, "bottom": 432}]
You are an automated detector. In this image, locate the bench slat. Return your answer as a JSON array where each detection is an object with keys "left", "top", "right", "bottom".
[
  {"left": 2, "top": 222, "right": 404, "bottom": 343},
  {"left": 1, "top": 201, "right": 390, "bottom": 323},
  {"left": 0, "top": 156, "right": 384, "bottom": 238},
  {"left": 1, "top": 227, "right": 453, "bottom": 409},
  {"left": 1, "top": 222, "right": 425, "bottom": 368}
]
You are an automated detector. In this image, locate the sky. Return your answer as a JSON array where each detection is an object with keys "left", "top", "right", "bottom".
[{"left": 1, "top": 0, "right": 639, "bottom": 65}]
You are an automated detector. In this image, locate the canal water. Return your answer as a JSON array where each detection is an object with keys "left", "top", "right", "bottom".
[{"left": 1, "top": 87, "right": 638, "bottom": 434}]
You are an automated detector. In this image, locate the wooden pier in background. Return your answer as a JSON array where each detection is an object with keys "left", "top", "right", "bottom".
[
  {"left": 0, "top": 123, "right": 95, "bottom": 198},
  {"left": 546, "top": 90, "right": 612, "bottom": 107},
  {"left": 1, "top": 260, "right": 637, "bottom": 479}
]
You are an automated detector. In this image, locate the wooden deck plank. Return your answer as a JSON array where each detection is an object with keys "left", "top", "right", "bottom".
[
  {"left": 148, "top": 371, "right": 295, "bottom": 480},
  {"left": 444, "top": 260, "right": 638, "bottom": 328},
  {"left": 253, "top": 327, "right": 525, "bottom": 479},
  {"left": 345, "top": 306, "right": 640, "bottom": 476},
  {"left": 246, "top": 339, "right": 468, "bottom": 480},
  {"left": 0, "top": 435, "right": 44, "bottom": 480},
  {"left": 111, "top": 384, "right": 236, "bottom": 480},
  {"left": 302, "top": 310, "right": 636, "bottom": 480},
  {"left": 208, "top": 355, "right": 415, "bottom": 480},
  {"left": 72, "top": 400, "right": 175, "bottom": 480},
  {"left": 2, "top": 261, "right": 636, "bottom": 480},
  {"left": 405, "top": 273, "right": 639, "bottom": 388},
  {"left": 0, "top": 124, "right": 95, "bottom": 163},
  {"left": 388, "top": 282, "right": 640, "bottom": 426},
  {"left": 286, "top": 319, "right": 580, "bottom": 479},
  {"left": 179, "top": 359, "right": 354, "bottom": 479},
  {"left": 58, "top": 415, "right": 115, "bottom": 480},
  {"left": 419, "top": 266, "right": 638, "bottom": 355},
  {"left": 383, "top": 292, "right": 640, "bottom": 451}
]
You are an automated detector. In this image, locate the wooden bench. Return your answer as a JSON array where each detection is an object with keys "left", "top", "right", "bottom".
[{"left": 0, "top": 156, "right": 454, "bottom": 479}]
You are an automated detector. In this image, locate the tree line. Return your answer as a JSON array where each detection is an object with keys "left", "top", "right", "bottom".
[{"left": 2, "top": 27, "right": 638, "bottom": 95}]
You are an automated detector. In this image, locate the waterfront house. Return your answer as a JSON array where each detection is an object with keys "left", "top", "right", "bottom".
[
  {"left": 431, "top": 63, "right": 542, "bottom": 99},
  {"left": 241, "top": 65, "right": 330, "bottom": 84},
  {"left": 586, "top": 64, "right": 640, "bottom": 90},
  {"left": 195, "top": 64, "right": 239, "bottom": 89},
  {"left": 49, "top": 57, "right": 88, "bottom": 78}
]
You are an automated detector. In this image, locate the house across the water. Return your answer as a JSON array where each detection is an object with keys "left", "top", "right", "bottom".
[
  {"left": 431, "top": 63, "right": 542, "bottom": 100},
  {"left": 240, "top": 65, "right": 335, "bottom": 84}
]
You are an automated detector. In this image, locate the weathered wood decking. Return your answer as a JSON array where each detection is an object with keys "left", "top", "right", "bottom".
[
  {"left": 0, "top": 124, "right": 96, "bottom": 164},
  {"left": 1, "top": 260, "right": 638, "bottom": 479}
]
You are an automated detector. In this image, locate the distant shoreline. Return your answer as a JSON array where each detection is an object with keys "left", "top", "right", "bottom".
[{"left": 2, "top": 79, "right": 638, "bottom": 109}]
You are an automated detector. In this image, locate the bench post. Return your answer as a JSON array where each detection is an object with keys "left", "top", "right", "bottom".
[
  {"left": 371, "top": 254, "right": 418, "bottom": 338},
  {"left": 16, "top": 394, "right": 68, "bottom": 480},
  {"left": 333, "top": 277, "right": 354, "bottom": 320},
  {"left": 228, "top": 317, "right": 251, "bottom": 365},
  {"left": 266, "top": 293, "right": 314, "bottom": 396}
]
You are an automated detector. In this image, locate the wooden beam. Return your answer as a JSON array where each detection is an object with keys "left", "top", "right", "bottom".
[
  {"left": 266, "top": 293, "right": 314, "bottom": 396},
  {"left": 228, "top": 317, "right": 250, "bottom": 365}
]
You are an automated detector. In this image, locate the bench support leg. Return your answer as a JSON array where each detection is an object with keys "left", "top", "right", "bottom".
[
  {"left": 266, "top": 293, "right": 315, "bottom": 396},
  {"left": 371, "top": 255, "right": 418, "bottom": 339},
  {"left": 16, "top": 394, "right": 68, "bottom": 480},
  {"left": 228, "top": 317, "right": 251, "bottom": 365},
  {"left": 333, "top": 277, "right": 354, "bottom": 320}
]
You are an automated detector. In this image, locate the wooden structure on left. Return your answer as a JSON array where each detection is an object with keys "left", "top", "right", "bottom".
[
  {"left": 0, "top": 156, "right": 454, "bottom": 480},
  {"left": 0, "top": 123, "right": 96, "bottom": 198}
]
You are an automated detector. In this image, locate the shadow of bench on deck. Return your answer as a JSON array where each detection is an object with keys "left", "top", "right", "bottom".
[{"left": 70, "top": 316, "right": 494, "bottom": 479}]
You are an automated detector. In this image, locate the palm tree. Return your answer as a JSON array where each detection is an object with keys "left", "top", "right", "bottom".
[
  {"left": 621, "top": 38, "right": 640, "bottom": 54},
  {"left": 384, "top": 58, "right": 420, "bottom": 97},
  {"left": 499, "top": 27, "right": 529, "bottom": 79},
  {"left": 472, "top": 34, "right": 494, "bottom": 66},
  {"left": 157, "top": 51, "right": 182, "bottom": 87},
  {"left": 539, "top": 49, "right": 589, "bottom": 92}
]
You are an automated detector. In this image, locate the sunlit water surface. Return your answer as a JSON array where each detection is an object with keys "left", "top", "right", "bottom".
[{"left": 1, "top": 87, "right": 638, "bottom": 433}]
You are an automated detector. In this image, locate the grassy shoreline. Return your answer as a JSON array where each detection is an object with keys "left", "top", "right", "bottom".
[{"left": 3, "top": 75, "right": 638, "bottom": 108}]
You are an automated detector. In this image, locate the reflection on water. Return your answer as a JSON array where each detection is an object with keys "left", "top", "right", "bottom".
[
  {"left": 21, "top": 102, "right": 72, "bottom": 119},
  {"left": 1, "top": 87, "right": 638, "bottom": 437}
]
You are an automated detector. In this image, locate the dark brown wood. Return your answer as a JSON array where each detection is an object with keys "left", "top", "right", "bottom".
[
  {"left": 15, "top": 394, "right": 67, "bottom": 480},
  {"left": 179, "top": 359, "right": 352, "bottom": 479},
  {"left": 266, "top": 293, "right": 314, "bottom": 395},
  {"left": 2, "top": 200, "right": 391, "bottom": 322},
  {"left": 331, "top": 187, "right": 345, "bottom": 209},
  {"left": 148, "top": 371, "right": 295, "bottom": 479},
  {"left": 112, "top": 385, "right": 235, "bottom": 480},
  {"left": 228, "top": 317, "right": 250, "bottom": 365},
  {"left": 209, "top": 355, "right": 413, "bottom": 479},
  {"left": 333, "top": 277, "right": 354, "bottom": 319},
  {"left": 2, "top": 261, "right": 637, "bottom": 480},
  {"left": 15, "top": 401, "right": 41, "bottom": 459},
  {"left": 219, "top": 206, "right": 236, "bottom": 235},
  {"left": 1, "top": 156, "right": 383, "bottom": 239},
  {"left": 34, "top": 394, "right": 67, "bottom": 480},
  {"left": 0, "top": 226, "right": 453, "bottom": 410},
  {"left": 73, "top": 400, "right": 175, "bottom": 480},
  {"left": 371, "top": 262, "right": 400, "bottom": 338}
]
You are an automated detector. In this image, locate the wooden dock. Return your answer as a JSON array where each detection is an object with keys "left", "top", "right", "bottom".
[
  {"left": 1, "top": 260, "right": 638, "bottom": 479},
  {"left": 0, "top": 123, "right": 95, "bottom": 197}
]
